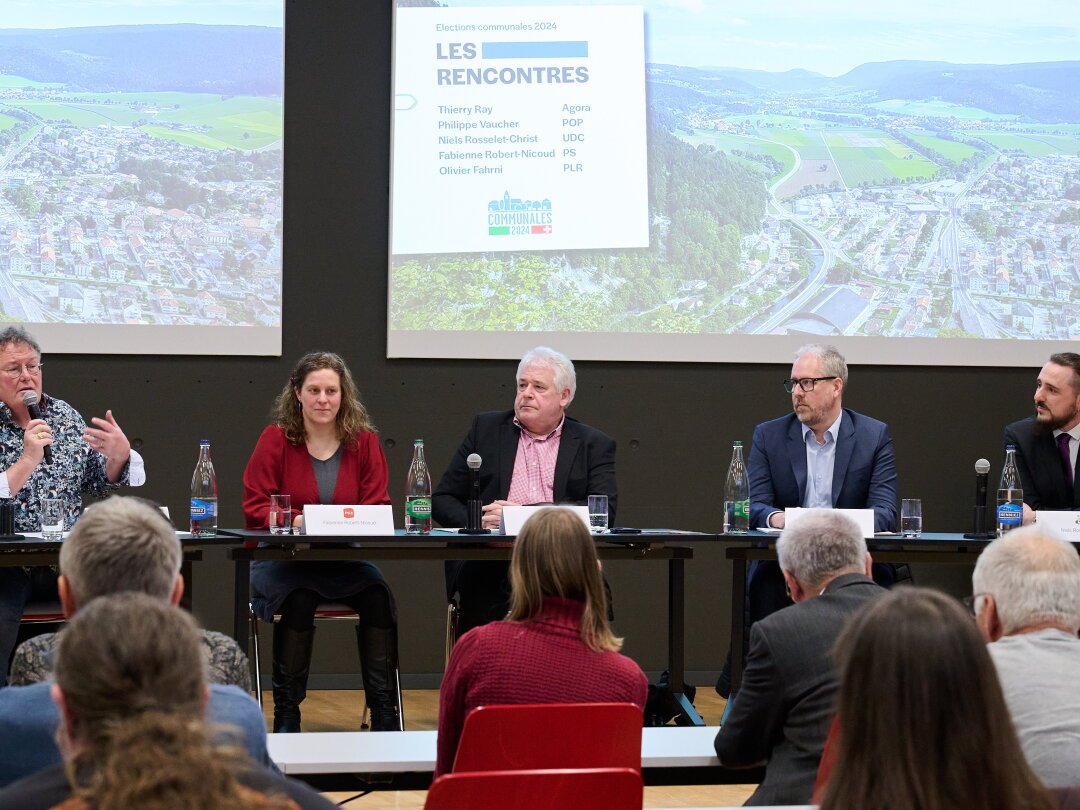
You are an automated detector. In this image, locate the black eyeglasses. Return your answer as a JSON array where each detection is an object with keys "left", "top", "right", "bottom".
[{"left": 783, "top": 376, "right": 837, "bottom": 394}]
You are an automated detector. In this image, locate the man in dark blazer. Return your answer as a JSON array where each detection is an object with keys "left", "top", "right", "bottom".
[
  {"left": 1003, "top": 352, "right": 1080, "bottom": 524},
  {"left": 433, "top": 346, "right": 616, "bottom": 633},
  {"left": 715, "top": 510, "right": 885, "bottom": 806}
]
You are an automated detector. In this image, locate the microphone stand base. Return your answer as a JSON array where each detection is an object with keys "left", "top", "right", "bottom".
[
  {"left": 962, "top": 532, "right": 997, "bottom": 540},
  {"left": 458, "top": 528, "right": 491, "bottom": 535}
]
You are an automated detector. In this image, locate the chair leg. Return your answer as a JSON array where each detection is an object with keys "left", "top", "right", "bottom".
[
  {"left": 445, "top": 600, "right": 459, "bottom": 668},
  {"left": 250, "top": 606, "right": 262, "bottom": 709}
]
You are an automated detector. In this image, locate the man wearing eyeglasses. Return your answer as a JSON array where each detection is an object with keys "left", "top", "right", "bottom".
[
  {"left": 0, "top": 326, "right": 145, "bottom": 686},
  {"left": 749, "top": 344, "right": 897, "bottom": 534},
  {"left": 718, "top": 344, "right": 898, "bottom": 699}
]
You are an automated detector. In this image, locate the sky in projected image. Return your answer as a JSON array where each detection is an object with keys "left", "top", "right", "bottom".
[
  {"left": 389, "top": 0, "right": 1080, "bottom": 363},
  {"left": 0, "top": 0, "right": 282, "bottom": 354}
]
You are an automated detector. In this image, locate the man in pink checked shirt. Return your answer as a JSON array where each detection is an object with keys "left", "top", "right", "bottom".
[{"left": 433, "top": 346, "right": 617, "bottom": 635}]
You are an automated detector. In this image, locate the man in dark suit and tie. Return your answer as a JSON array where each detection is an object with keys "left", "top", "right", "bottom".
[
  {"left": 715, "top": 509, "right": 885, "bottom": 806},
  {"left": 432, "top": 346, "right": 616, "bottom": 634},
  {"left": 1003, "top": 352, "right": 1080, "bottom": 524}
]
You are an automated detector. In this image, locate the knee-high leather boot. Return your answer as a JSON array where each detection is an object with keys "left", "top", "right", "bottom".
[
  {"left": 357, "top": 624, "right": 401, "bottom": 731},
  {"left": 272, "top": 624, "right": 315, "bottom": 733}
]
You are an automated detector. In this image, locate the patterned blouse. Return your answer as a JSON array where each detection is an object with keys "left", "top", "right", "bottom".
[{"left": 0, "top": 395, "right": 131, "bottom": 532}]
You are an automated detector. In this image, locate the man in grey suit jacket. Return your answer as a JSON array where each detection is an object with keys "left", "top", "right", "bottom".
[{"left": 715, "top": 510, "right": 885, "bottom": 806}]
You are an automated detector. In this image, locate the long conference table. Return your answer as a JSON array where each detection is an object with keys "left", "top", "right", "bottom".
[
  {"left": 0, "top": 532, "right": 206, "bottom": 611},
  {"left": 221, "top": 528, "right": 709, "bottom": 727},
  {"left": 721, "top": 530, "right": 998, "bottom": 691}
]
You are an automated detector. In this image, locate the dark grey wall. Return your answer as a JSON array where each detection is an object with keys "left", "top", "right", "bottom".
[{"left": 45, "top": 0, "right": 1038, "bottom": 687}]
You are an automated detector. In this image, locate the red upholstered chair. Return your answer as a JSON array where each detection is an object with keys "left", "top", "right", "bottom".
[
  {"left": 424, "top": 768, "right": 643, "bottom": 810},
  {"left": 452, "top": 702, "right": 643, "bottom": 774}
]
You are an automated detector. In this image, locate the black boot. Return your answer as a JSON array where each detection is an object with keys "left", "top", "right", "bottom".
[
  {"left": 272, "top": 624, "right": 315, "bottom": 733},
  {"left": 357, "top": 624, "right": 401, "bottom": 731}
]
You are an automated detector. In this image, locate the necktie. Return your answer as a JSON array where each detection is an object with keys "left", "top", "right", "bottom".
[{"left": 1057, "top": 432, "right": 1074, "bottom": 489}]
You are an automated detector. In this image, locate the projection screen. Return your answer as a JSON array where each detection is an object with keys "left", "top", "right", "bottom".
[
  {"left": 0, "top": 1, "right": 282, "bottom": 355},
  {"left": 388, "top": 0, "right": 1080, "bottom": 366}
]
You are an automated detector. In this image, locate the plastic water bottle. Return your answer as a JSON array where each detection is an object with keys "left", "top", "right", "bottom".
[
  {"left": 724, "top": 440, "right": 750, "bottom": 534},
  {"left": 997, "top": 445, "right": 1023, "bottom": 537},
  {"left": 190, "top": 439, "right": 218, "bottom": 537},
  {"left": 405, "top": 438, "right": 432, "bottom": 534}
]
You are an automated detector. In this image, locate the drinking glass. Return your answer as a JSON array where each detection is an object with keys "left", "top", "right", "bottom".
[
  {"left": 901, "top": 498, "right": 922, "bottom": 537},
  {"left": 588, "top": 494, "right": 609, "bottom": 534},
  {"left": 41, "top": 498, "right": 64, "bottom": 541},
  {"left": 269, "top": 494, "right": 292, "bottom": 535}
]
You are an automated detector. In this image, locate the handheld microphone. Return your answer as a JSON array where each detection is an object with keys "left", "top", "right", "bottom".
[
  {"left": 461, "top": 453, "right": 490, "bottom": 534},
  {"left": 964, "top": 457, "right": 993, "bottom": 539},
  {"left": 22, "top": 392, "right": 52, "bottom": 465}
]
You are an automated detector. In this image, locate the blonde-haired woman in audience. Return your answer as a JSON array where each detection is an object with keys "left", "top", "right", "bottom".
[{"left": 435, "top": 507, "right": 647, "bottom": 777}]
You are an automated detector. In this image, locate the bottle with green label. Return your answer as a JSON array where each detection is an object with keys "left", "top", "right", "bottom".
[
  {"left": 724, "top": 440, "right": 750, "bottom": 534},
  {"left": 405, "top": 438, "right": 432, "bottom": 534}
]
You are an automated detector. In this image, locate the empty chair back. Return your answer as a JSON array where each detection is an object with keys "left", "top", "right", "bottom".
[
  {"left": 424, "top": 767, "right": 643, "bottom": 810},
  {"left": 452, "top": 702, "right": 642, "bottom": 773}
]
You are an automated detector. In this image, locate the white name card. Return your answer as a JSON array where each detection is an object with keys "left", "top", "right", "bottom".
[
  {"left": 1035, "top": 510, "right": 1080, "bottom": 540},
  {"left": 501, "top": 505, "right": 590, "bottom": 536},
  {"left": 784, "top": 507, "right": 876, "bottom": 538},
  {"left": 302, "top": 505, "right": 394, "bottom": 535}
]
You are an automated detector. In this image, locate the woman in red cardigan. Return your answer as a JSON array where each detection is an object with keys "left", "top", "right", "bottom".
[
  {"left": 435, "top": 507, "right": 648, "bottom": 776},
  {"left": 242, "top": 352, "right": 400, "bottom": 733}
]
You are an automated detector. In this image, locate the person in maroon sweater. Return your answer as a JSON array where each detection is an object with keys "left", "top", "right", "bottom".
[
  {"left": 242, "top": 352, "right": 400, "bottom": 733},
  {"left": 435, "top": 507, "right": 648, "bottom": 776}
]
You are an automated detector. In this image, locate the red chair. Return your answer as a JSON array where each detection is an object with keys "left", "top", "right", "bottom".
[
  {"left": 452, "top": 703, "right": 643, "bottom": 773},
  {"left": 424, "top": 768, "right": 643, "bottom": 810}
]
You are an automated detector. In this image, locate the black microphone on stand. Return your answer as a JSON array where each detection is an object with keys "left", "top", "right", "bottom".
[
  {"left": 23, "top": 392, "right": 52, "bottom": 465},
  {"left": 460, "top": 453, "right": 490, "bottom": 534},
  {"left": 964, "top": 458, "right": 994, "bottom": 539}
]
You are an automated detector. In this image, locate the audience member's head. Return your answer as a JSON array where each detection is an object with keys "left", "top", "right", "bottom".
[
  {"left": 819, "top": 588, "right": 1055, "bottom": 810},
  {"left": 58, "top": 496, "right": 181, "bottom": 614},
  {"left": 972, "top": 526, "right": 1080, "bottom": 640},
  {"left": 776, "top": 509, "right": 870, "bottom": 601},
  {"left": 507, "top": 507, "right": 619, "bottom": 652},
  {"left": 52, "top": 593, "right": 289, "bottom": 810}
]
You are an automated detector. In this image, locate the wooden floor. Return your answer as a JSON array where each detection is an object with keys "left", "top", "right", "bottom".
[{"left": 267, "top": 689, "right": 758, "bottom": 808}]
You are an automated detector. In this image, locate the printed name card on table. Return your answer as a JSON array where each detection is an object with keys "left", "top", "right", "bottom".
[
  {"left": 302, "top": 505, "right": 394, "bottom": 535},
  {"left": 1035, "top": 511, "right": 1080, "bottom": 540},
  {"left": 501, "top": 505, "right": 590, "bottom": 536},
  {"left": 784, "top": 507, "right": 876, "bottom": 538}
]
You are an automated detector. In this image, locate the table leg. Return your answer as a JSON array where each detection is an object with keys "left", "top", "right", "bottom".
[
  {"left": 180, "top": 559, "right": 193, "bottom": 612},
  {"left": 233, "top": 556, "right": 250, "bottom": 651},
  {"left": 731, "top": 556, "right": 747, "bottom": 692},
  {"left": 668, "top": 558, "right": 703, "bottom": 726}
]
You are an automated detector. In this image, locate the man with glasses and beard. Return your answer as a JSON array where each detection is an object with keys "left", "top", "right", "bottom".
[
  {"left": 0, "top": 326, "right": 144, "bottom": 686},
  {"left": 1003, "top": 353, "right": 1080, "bottom": 525},
  {"left": 718, "top": 344, "right": 898, "bottom": 699}
]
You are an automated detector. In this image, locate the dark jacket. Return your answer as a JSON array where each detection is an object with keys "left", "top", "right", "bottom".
[
  {"left": 715, "top": 572, "right": 886, "bottom": 806},
  {"left": 1004, "top": 416, "right": 1080, "bottom": 511},
  {"left": 748, "top": 408, "right": 898, "bottom": 532}
]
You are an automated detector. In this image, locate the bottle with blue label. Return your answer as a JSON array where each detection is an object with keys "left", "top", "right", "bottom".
[
  {"left": 190, "top": 439, "right": 218, "bottom": 537},
  {"left": 996, "top": 445, "right": 1023, "bottom": 537}
]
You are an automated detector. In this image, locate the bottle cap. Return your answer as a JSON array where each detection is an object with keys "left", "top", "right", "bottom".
[
  {"left": 733, "top": 440, "right": 742, "bottom": 447},
  {"left": 414, "top": 438, "right": 424, "bottom": 444},
  {"left": 200, "top": 439, "right": 210, "bottom": 444}
]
